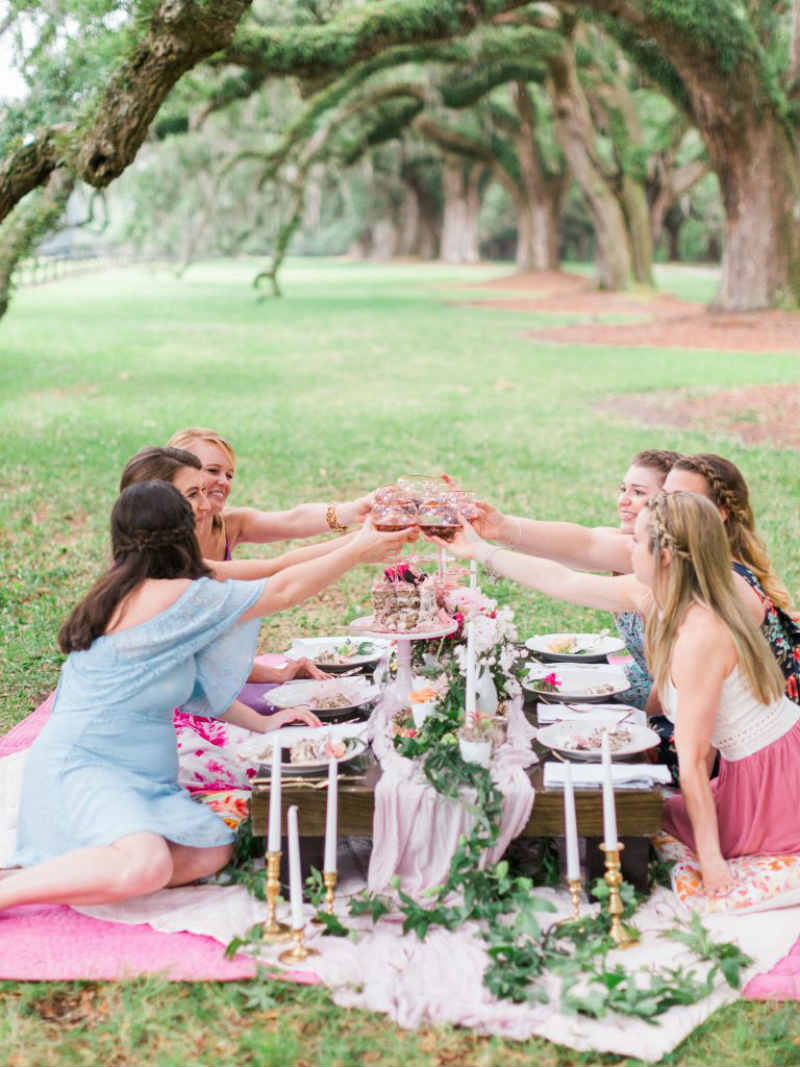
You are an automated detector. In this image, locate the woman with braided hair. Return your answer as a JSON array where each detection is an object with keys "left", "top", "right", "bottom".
[
  {"left": 464, "top": 448, "right": 682, "bottom": 709},
  {"left": 432, "top": 491, "right": 800, "bottom": 893},
  {"left": 1, "top": 482, "right": 409, "bottom": 910},
  {"left": 664, "top": 453, "right": 800, "bottom": 702}
]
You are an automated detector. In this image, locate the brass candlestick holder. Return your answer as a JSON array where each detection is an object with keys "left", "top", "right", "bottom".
[
  {"left": 600, "top": 842, "right": 635, "bottom": 949},
  {"left": 263, "top": 850, "right": 291, "bottom": 943},
  {"left": 278, "top": 925, "right": 320, "bottom": 965},
  {"left": 566, "top": 877, "right": 582, "bottom": 921},
  {"left": 311, "top": 870, "right": 338, "bottom": 924}
]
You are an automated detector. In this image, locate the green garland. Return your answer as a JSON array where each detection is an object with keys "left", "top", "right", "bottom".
[{"left": 224, "top": 671, "right": 751, "bottom": 1018}]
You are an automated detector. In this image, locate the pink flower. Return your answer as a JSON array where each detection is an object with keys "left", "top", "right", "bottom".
[{"left": 543, "top": 672, "right": 561, "bottom": 688}]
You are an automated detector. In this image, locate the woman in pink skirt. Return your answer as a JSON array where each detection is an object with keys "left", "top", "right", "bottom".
[{"left": 436, "top": 490, "right": 800, "bottom": 895}]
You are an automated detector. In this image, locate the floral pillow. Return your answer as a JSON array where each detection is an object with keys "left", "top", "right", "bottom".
[
  {"left": 652, "top": 833, "right": 800, "bottom": 915},
  {"left": 196, "top": 789, "right": 251, "bottom": 830}
]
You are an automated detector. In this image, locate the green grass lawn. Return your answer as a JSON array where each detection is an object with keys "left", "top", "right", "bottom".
[{"left": 2, "top": 258, "right": 800, "bottom": 1066}]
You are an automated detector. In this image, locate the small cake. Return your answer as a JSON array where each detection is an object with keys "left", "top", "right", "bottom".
[{"left": 373, "top": 563, "right": 439, "bottom": 631}]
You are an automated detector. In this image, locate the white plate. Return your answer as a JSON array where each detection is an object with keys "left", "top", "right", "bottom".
[
  {"left": 525, "top": 632, "right": 626, "bottom": 663},
  {"left": 350, "top": 614, "right": 458, "bottom": 640},
  {"left": 523, "top": 664, "right": 629, "bottom": 703},
  {"left": 265, "top": 677, "right": 379, "bottom": 716},
  {"left": 285, "top": 635, "right": 391, "bottom": 671},
  {"left": 537, "top": 720, "right": 660, "bottom": 761},
  {"left": 237, "top": 734, "right": 368, "bottom": 775}
]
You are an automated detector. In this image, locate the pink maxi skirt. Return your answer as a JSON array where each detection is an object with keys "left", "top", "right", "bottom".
[{"left": 663, "top": 718, "right": 800, "bottom": 857}]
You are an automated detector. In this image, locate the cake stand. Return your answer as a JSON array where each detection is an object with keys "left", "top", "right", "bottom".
[{"left": 349, "top": 615, "right": 458, "bottom": 704}]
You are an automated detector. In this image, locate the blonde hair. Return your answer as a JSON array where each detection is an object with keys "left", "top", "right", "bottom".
[
  {"left": 167, "top": 428, "right": 236, "bottom": 535},
  {"left": 167, "top": 428, "right": 237, "bottom": 469},
  {"left": 672, "top": 454, "right": 791, "bottom": 611},
  {"left": 643, "top": 491, "right": 784, "bottom": 706}
]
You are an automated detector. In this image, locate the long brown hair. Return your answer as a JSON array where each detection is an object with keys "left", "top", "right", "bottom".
[
  {"left": 643, "top": 491, "right": 784, "bottom": 706},
  {"left": 119, "top": 446, "right": 202, "bottom": 492},
  {"left": 58, "top": 482, "right": 211, "bottom": 653},
  {"left": 671, "top": 454, "right": 791, "bottom": 610}
]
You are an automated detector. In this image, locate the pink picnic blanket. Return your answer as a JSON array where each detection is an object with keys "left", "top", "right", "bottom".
[{"left": 0, "top": 678, "right": 279, "bottom": 983}]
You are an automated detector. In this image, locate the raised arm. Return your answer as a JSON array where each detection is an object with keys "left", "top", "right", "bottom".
[
  {"left": 473, "top": 502, "right": 634, "bottom": 574},
  {"left": 206, "top": 532, "right": 358, "bottom": 581},
  {"left": 431, "top": 523, "right": 646, "bottom": 616},
  {"left": 670, "top": 612, "right": 737, "bottom": 893},
  {"left": 224, "top": 493, "right": 373, "bottom": 546},
  {"left": 240, "top": 520, "right": 407, "bottom": 619}
]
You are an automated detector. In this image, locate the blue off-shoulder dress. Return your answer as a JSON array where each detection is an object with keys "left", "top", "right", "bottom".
[{"left": 11, "top": 577, "right": 265, "bottom": 867}]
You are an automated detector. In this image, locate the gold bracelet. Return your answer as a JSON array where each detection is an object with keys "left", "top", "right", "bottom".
[{"left": 326, "top": 504, "right": 347, "bottom": 532}]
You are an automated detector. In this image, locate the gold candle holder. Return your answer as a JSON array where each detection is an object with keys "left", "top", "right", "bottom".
[
  {"left": 278, "top": 925, "right": 320, "bottom": 964},
  {"left": 567, "top": 877, "right": 582, "bottom": 921},
  {"left": 323, "top": 870, "right": 337, "bottom": 914},
  {"left": 311, "top": 870, "right": 338, "bottom": 924},
  {"left": 263, "top": 850, "right": 291, "bottom": 943},
  {"left": 600, "top": 842, "right": 635, "bottom": 949}
]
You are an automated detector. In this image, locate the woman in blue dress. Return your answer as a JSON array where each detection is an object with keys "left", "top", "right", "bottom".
[{"left": 1, "top": 481, "right": 407, "bottom": 911}]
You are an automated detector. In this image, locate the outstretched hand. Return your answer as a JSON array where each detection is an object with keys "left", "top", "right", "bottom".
[
  {"left": 425, "top": 517, "right": 486, "bottom": 560},
  {"left": 350, "top": 517, "right": 413, "bottom": 564},
  {"left": 701, "top": 856, "right": 735, "bottom": 896}
]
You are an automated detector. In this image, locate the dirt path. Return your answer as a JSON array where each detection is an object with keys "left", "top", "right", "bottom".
[{"left": 465, "top": 270, "right": 800, "bottom": 449}]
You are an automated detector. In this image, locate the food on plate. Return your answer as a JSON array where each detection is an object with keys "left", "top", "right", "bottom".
[
  {"left": 372, "top": 563, "right": 440, "bottom": 632},
  {"left": 315, "top": 639, "right": 380, "bottom": 665},
  {"left": 561, "top": 726, "right": 634, "bottom": 752},
  {"left": 258, "top": 734, "right": 362, "bottom": 765},
  {"left": 529, "top": 672, "right": 562, "bottom": 693},
  {"left": 309, "top": 690, "right": 356, "bottom": 710}
]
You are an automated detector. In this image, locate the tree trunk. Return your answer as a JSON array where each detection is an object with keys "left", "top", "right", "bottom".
[
  {"left": 0, "top": 169, "right": 75, "bottom": 320},
  {"left": 547, "top": 46, "right": 632, "bottom": 289},
  {"left": 710, "top": 120, "right": 800, "bottom": 309},
  {"left": 439, "top": 157, "right": 481, "bottom": 264},
  {"left": 620, "top": 174, "right": 654, "bottom": 286},
  {"left": 512, "top": 83, "right": 562, "bottom": 271}
]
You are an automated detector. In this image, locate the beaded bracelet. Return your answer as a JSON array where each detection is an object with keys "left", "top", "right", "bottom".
[{"left": 325, "top": 504, "right": 347, "bottom": 532}]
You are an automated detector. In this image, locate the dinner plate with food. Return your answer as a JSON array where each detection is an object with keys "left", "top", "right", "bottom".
[
  {"left": 522, "top": 664, "right": 629, "bottom": 703},
  {"left": 265, "top": 677, "right": 380, "bottom": 720},
  {"left": 536, "top": 720, "right": 660, "bottom": 762},
  {"left": 238, "top": 730, "right": 369, "bottom": 776},
  {"left": 285, "top": 635, "right": 391, "bottom": 673},
  {"left": 525, "top": 632, "right": 626, "bottom": 663}
]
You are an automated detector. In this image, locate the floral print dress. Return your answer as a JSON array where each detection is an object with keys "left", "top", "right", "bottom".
[{"left": 732, "top": 563, "right": 800, "bottom": 704}]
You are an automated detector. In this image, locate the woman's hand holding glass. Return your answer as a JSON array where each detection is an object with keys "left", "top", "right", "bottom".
[
  {"left": 424, "top": 516, "right": 486, "bottom": 559},
  {"left": 350, "top": 517, "right": 413, "bottom": 564}
]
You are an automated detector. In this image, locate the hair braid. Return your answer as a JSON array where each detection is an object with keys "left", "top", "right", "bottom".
[{"left": 673, "top": 454, "right": 792, "bottom": 612}]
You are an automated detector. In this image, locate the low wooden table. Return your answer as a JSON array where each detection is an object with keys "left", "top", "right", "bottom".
[{"left": 250, "top": 713, "right": 664, "bottom": 888}]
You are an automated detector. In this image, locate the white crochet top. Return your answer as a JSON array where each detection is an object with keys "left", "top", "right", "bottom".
[{"left": 663, "top": 668, "right": 800, "bottom": 761}]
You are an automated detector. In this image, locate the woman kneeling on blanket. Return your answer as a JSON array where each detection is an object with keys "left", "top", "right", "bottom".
[
  {"left": 0, "top": 482, "right": 407, "bottom": 909},
  {"left": 436, "top": 491, "right": 800, "bottom": 894}
]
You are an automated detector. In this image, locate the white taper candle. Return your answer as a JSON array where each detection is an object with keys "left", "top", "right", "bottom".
[
  {"left": 601, "top": 730, "right": 618, "bottom": 849},
  {"left": 562, "top": 761, "right": 580, "bottom": 881},
  {"left": 287, "top": 805, "right": 304, "bottom": 931},
  {"left": 465, "top": 617, "right": 477, "bottom": 727},
  {"left": 469, "top": 558, "right": 477, "bottom": 590},
  {"left": 267, "top": 737, "right": 282, "bottom": 853},
  {"left": 324, "top": 757, "right": 338, "bottom": 873}
]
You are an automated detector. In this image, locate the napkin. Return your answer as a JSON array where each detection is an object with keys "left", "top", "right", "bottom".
[
  {"left": 543, "top": 761, "right": 672, "bottom": 790},
  {"left": 536, "top": 703, "right": 646, "bottom": 727}
]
